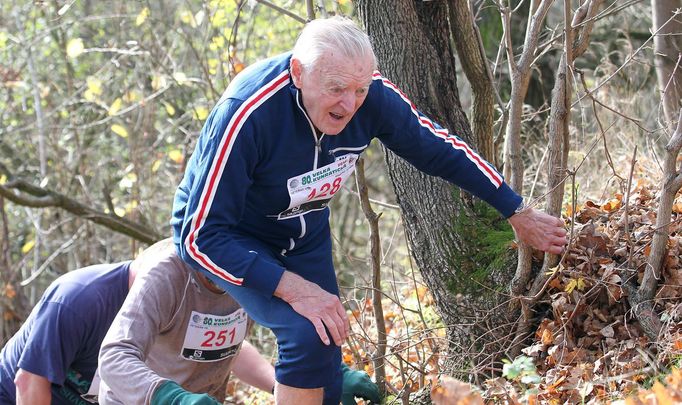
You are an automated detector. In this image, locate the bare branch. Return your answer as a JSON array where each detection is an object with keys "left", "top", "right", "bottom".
[
  {"left": 638, "top": 108, "right": 682, "bottom": 337},
  {"left": 571, "top": 0, "right": 605, "bottom": 58},
  {"left": 254, "top": 0, "right": 307, "bottom": 24},
  {"left": 355, "top": 157, "right": 387, "bottom": 395},
  {"left": 0, "top": 163, "right": 162, "bottom": 245},
  {"left": 516, "top": 0, "right": 554, "bottom": 74},
  {"left": 576, "top": 8, "right": 680, "bottom": 105}
]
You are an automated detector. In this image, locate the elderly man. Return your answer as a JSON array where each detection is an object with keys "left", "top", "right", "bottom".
[{"left": 171, "top": 16, "right": 567, "bottom": 405}]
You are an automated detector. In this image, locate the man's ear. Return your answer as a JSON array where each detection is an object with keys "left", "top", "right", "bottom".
[{"left": 290, "top": 58, "right": 303, "bottom": 88}]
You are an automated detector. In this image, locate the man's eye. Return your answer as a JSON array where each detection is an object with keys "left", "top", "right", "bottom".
[
  {"left": 356, "top": 88, "right": 368, "bottom": 96},
  {"left": 329, "top": 87, "right": 344, "bottom": 95}
]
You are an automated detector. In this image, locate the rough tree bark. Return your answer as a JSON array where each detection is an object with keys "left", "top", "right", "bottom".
[
  {"left": 448, "top": 0, "right": 496, "bottom": 163},
  {"left": 651, "top": 0, "right": 682, "bottom": 128},
  {"left": 357, "top": 0, "right": 520, "bottom": 380},
  {"left": 500, "top": 0, "right": 554, "bottom": 193},
  {"left": 635, "top": 109, "right": 682, "bottom": 339}
]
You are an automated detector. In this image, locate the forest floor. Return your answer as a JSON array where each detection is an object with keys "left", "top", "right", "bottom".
[{"left": 227, "top": 180, "right": 682, "bottom": 404}]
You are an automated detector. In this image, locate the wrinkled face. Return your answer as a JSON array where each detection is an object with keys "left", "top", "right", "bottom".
[{"left": 291, "top": 51, "right": 375, "bottom": 135}]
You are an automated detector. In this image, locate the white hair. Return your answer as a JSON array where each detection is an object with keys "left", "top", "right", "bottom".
[{"left": 292, "top": 16, "right": 376, "bottom": 70}]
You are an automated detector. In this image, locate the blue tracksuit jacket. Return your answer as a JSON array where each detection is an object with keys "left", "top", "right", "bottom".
[{"left": 171, "top": 52, "right": 522, "bottom": 297}]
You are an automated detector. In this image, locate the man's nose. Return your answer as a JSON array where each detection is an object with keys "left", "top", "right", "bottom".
[{"left": 339, "top": 91, "right": 355, "bottom": 111}]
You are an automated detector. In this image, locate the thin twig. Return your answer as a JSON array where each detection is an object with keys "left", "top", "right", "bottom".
[
  {"left": 624, "top": 146, "right": 638, "bottom": 267},
  {"left": 355, "top": 157, "right": 387, "bottom": 394},
  {"left": 20, "top": 226, "right": 85, "bottom": 286}
]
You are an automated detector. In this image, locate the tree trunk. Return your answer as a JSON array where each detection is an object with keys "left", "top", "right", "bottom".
[
  {"left": 651, "top": 0, "right": 682, "bottom": 128},
  {"left": 448, "top": 0, "right": 496, "bottom": 163},
  {"left": 357, "top": 0, "right": 519, "bottom": 379}
]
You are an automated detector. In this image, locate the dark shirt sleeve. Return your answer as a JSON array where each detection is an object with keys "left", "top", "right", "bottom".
[
  {"left": 171, "top": 98, "right": 286, "bottom": 297},
  {"left": 370, "top": 75, "right": 522, "bottom": 218},
  {"left": 17, "top": 302, "right": 84, "bottom": 385}
]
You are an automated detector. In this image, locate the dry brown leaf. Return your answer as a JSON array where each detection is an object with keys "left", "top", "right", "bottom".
[
  {"left": 652, "top": 381, "right": 676, "bottom": 404},
  {"left": 3, "top": 283, "right": 16, "bottom": 300},
  {"left": 431, "top": 376, "right": 484, "bottom": 405}
]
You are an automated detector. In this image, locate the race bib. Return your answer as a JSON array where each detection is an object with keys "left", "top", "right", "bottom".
[
  {"left": 278, "top": 154, "right": 358, "bottom": 220},
  {"left": 180, "top": 308, "right": 247, "bottom": 362}
]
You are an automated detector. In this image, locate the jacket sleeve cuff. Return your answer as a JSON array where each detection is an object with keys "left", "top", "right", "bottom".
[
  {"left": 242, "top": 258, "right": 285, "bottom": 297},
  {"left": 484, "top": 182, "right": 523, "bottom": 219}
]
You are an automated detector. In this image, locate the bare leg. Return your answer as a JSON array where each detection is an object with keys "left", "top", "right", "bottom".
[{"left": 275, "top": 382, "right": 323, "bottom": 405}]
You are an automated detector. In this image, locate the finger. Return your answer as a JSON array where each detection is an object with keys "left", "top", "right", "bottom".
[
  {"left": 332, "top": 308, "right": 348, "bottom": 344},
  {"left": 547, "top": 245, "right": 564, "bottom": 255},
  {"left": 336, "top": 300, "right": 350, "bottom": 340},
  {"left": 312, "top": 318, "right": 331, "bottom": 345},
  {"left": 543, "top": 234, "right": 565, "bottom": 245},
  {"left": 553, "top": 228, "right": 568, "bottom": 237},
  {"left": 539, "top": 220, "right": 565, "bottom": 232},
  {"left": 321, "top": 313, "right": 344, "bottom": 346}
]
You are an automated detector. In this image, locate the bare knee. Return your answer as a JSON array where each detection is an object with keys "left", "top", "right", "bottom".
[{"left": 275, "top": 382, "right": 323, "bottom": 405}]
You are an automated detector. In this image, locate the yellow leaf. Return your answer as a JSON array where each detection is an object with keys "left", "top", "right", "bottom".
[
  {"left": 122, "top": 90, "right": 141, "bottom": 103},
  {"left": 173, "top": 72, "right": 189, "bottom": 85},
  {"left": 66, "top": 38, "right": 84, "bottom": 58},
  {"left": 87, "top": 77, "right": 103, "bottom": 96},
  {"left": 602, "top": 198, "right": 621, "bottom": 212},
  {"left": 192, "top": 106, "right": 209, "bottom": 121},
  {"left": 211, "top": 9, "right": 227, "bottom": 28},
  {"left": 108, "top": 98, "right": 123, "bottom": 116},
  {"left": 136, "top": 7, "right": 150, "bottom": 26},
  {"left": 565, "top": 278, "right": 578, "bottom": 294},
  {"left": 168, "top": 149, "right": 184, "bottom": 164},
  {"left": 545, "top": 265, "right": 560, "bottom": 276},
  {"left": 111, "top": 124, "right": 129, "bottom": 138},
  {"left": 0, "top": 175, "right": 6, "bottom": 184},
  {"left": 151, "top": 74, "right": 167, "bottom": 91},
  {"left": 211, "top": 36, "right": 225, "bottom": 49},
  {"left": 119, "top": 172, "right": 137, "bottom": 189},
  {"left": 577, "top": 277, "right": 586, "bottom": 291},
  {"left": 124, "top": 200, "right": 139, "bottom": 213},
  {"left": 114, "top": 207, "right": 126, "bottom": 217},
  {"left": 163, "top": 102, "right": 176, "bottom": 116},
  {"left": 0, "top": 31, "right": 8, "bottom": 49},
  {"left": 21, "top": 239, "right": 35, "bottom": 254},
  {"left": 83, "top": 89, "right": 97, "bottom": 102},
  {"left": 151, "top": 159, "right": 162, "bottom": 173},
  {"left": 179, "top": 10, "right": 196, "bottom": 27}
]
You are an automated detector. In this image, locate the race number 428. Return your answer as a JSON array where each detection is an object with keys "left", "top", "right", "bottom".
[{"left": 306, "top": 177, "right": 342, "bottom": 200}]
